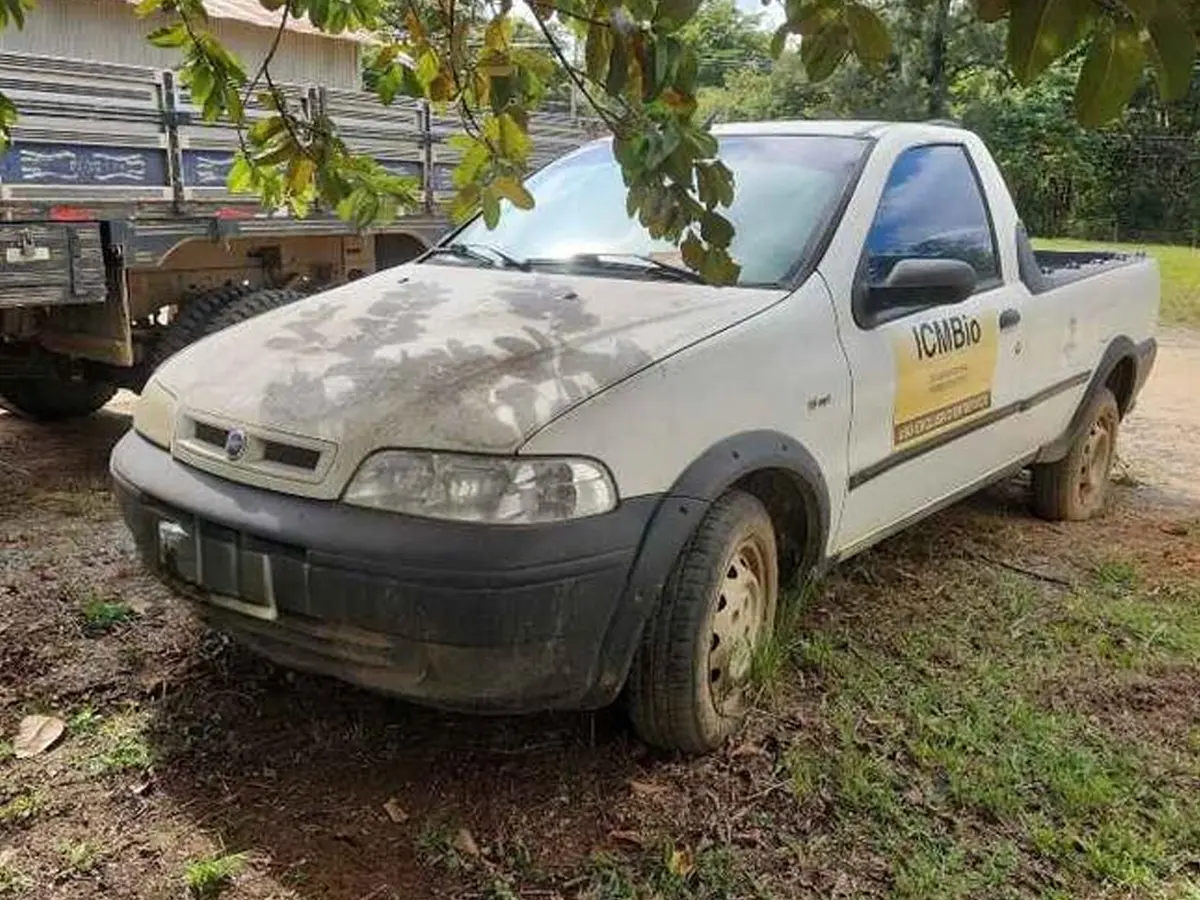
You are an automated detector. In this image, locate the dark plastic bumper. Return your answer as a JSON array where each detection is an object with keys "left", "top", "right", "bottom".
[{"left": 110, "top": 431, "right": 664, "bottom": 713}]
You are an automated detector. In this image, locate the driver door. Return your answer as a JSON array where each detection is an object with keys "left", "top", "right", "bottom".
[{"left": 834, "top": 143, "right": 1030, "bottom": 553}]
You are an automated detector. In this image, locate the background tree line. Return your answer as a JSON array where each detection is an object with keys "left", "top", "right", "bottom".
[{"left": 685, "top": 0, "right": 1200, "bottom": 244}]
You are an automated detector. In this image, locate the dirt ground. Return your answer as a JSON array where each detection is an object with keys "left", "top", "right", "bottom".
[{"left": 1, "top": 332, "right": 1198, "bottom": 900}]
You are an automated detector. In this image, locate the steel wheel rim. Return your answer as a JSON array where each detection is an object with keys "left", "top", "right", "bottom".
[
  {"left": 1077, "top": 413, "right": 1115, "bottom": 507},
  {"left": 707, "top": 533, "right": 771, "bottom": 713}
]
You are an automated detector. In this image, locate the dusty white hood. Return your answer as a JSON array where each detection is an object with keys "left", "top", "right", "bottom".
[{"left": 156, "top": 263, "right": 785, "bottom": 454}]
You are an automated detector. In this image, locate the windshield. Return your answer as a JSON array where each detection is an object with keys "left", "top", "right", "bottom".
[{"left": 440, "top": 134, "right": 868, "bottom": 286}]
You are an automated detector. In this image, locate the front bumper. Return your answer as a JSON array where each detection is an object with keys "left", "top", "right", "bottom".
[{"left": 110, "top": 431, "right": 661, "bottom": 712}]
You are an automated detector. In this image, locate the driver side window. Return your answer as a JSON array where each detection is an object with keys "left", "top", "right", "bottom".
[{"left": 863, "top": 145, "right": 1001, "bottom": 303}]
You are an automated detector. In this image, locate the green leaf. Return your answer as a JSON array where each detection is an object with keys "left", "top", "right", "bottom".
[
  {"left": 133, "top": 0, "right": 166, "bottom": 16},
  {"left": 227, "top": 154, "right": 255, "bottom": 193},
  {"left": 606, "top": 37, "right": 629, "bottom": 95},
  {"left": 791, "top": 1, "right": 841, "bottom": 37},
  {"left": 1074, "top": 20, "right": 1145, "bottom": 126},
  {"left": 586, "top": 21, "right": 612, "bottom": 84},
  {"left": 494, "top": 176, "right": 535, "bottom": 210},
  {"left": 976, "top": 0, "right": 1010, "bottom": 21},
  {"left": 770, "top": 24, "right": 790, "bottom": 59},
  {"left": 147, "top": 23, "right": 190, "bottom": 48},
  {"left": 1145, "top": 0, "right": 1196, "bottom": 101},
  {"left": 800, "top": 22, "right": 850, "bottom": 81},
  {"left": 700, "top": 210, "right": 734, "bottom": 246},
  {"left": 481, "top": 187, "right": 502, "bottom": 228},
  {"left": 656, "top": 0, "right": 703, "bottom": 29},
  {"left": 845, "top": 4, "right": 891, "bottom": 68},
  {"left": 700, "top": 246, "right": 741, "bottom": 285},
  {"left": 680, "top": 232, "right": 705, "bottom": 270},
  {"left": 1006, "top": 0, "right": 1094, "bottom": 83},
  {"left": 674, "top": 44, "right": 699, "bottom": 91},
  {"left": 191, "top": 68, "right": 216, "bottom": 109},
  {"left": 654, "top": 37, "right": 673, "bottom": 88}
]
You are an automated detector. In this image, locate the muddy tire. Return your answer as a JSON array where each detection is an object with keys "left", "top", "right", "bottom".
[
  {"left": 628, "top": 490, "right": 779, "bottom": 754},
  {"left": 206, "top": 287, "right": 304, "bottom": 332},
  {"left": 151, "top": 282, "right": 257, "bottom": 367},
  {"left": 1031, "top": 386, "right": 1121, "bottom": 521},
  {"left": 0, "top": 377, "right": 117, "bottom": 421}
]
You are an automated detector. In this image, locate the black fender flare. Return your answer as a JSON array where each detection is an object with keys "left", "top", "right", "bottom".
[
  {"left": 1035, "top": 335, "right": 1138, "bottom": 464},
  {"left": 581, "top": 430, "right": 830, "bottom": 706}
]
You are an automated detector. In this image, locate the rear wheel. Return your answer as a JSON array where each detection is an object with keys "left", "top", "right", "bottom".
[
  {"left": 1031, "top": 386, "right": 1120, "bottom": 521},
  {"left": 151, "top": 282, "right": 257, "bottom": 367},
  {"left": 0, "top": 377, "right": 117, "bottom": 421},
  {"left": 628, "top": 490, "right": 778, "bottom": 753},
  {"left": 206, "top": 287, "right": 304, "bottom": 332}
]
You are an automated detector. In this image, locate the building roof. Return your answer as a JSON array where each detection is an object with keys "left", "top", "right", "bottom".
[{"left": 124, "top": 0, "right": 360, "bottom": 41}]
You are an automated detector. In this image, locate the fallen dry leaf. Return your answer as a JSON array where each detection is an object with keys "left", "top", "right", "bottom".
[
  {"left": 13, "top": 714, "right": 65, "bottom": 759},
  {"left": 629, "top": 779, "right": 669, "bottom": 798},
  {"left": 666, "top": 845, "right": 695, "bottom": 878},
  {"left": 608, "top": 829, "right": 647, "bottom": 848},
  {"left": 382, "top": 798, "right": 409, "bottom": 824},
  {"left": 453, "top": 828, "right": 481, "bottom": 859}
]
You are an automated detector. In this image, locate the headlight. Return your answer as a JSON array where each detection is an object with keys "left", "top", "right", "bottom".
[
  {"left": 133, "top": 379, "right": 177, "bottom": 449},
  {"left": 343, "top": 451, "right": 618, "bottom": 524}
]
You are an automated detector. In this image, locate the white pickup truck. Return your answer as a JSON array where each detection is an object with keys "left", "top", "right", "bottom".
[{"left": 110, "top": 120, "right": 1159, "bottom": 753}]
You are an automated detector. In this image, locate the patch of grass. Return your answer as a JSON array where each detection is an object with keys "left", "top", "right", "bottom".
[
  {"left": 0, "top": 743, "right": 12, "bottom": 764},
  {"left": 184, "top": 852, "right": 247, "bottom": 900},
  {"left": 414, "top": 822, "right": 469, "bottom": 873},
  {"left": 750, "top": 585, "right": 813, "bottom": 702},
  {"left": 79, "top": 597, "right": 136, "bottom": 636},
  {"left": 59, "top": 841, "right": 102, "bottom": 876},
  {"left": 0, "top": 859, "right": 30, "bottom": 896},
  {"left": 89, "top": 712, "right": 153, "bottom": 774},
  {"left": 579, "top": 845, "right": 750, "bottom": 900},
  {"left": 0, "top": 793, "right": 44, "bottom": 825},
  {"left": 1094, "top": 557, "right": 1139, "bottom": 593},
  {"left": 781, "top": 556, "right": 1200, "bottom": 896},
  {"left": 67, "top": 706, "right": 102, "bottom": 735},
  {"left": 1033, "top": 238, "right": 1200, "bottom": 326}
]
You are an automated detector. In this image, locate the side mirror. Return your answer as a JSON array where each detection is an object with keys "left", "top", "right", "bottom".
[{"left": 868, "top": 258, "right": 978, "bottom": 309}]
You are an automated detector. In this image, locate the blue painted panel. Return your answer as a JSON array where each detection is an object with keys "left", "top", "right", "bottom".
[
  {"left": 0, "top": 142, "right": 168, "bottom": 186},
  {"left": 181, "top": 149, "right": 236, "bottom": 188},
  {"left": 432, "top": 164, "right": 454, "bottom": 191},
  {"left": 378, "top": 160, "right": 423, "bottom": 180}
]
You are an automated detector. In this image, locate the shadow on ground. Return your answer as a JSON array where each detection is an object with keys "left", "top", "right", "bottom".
[{"left": 146, "top": 641, "right": 644, "bottom": 898}]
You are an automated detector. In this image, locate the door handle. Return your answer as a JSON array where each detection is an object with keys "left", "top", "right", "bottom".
[{"left": 999, "top": 308, "right": 1021, "bottom": 330}]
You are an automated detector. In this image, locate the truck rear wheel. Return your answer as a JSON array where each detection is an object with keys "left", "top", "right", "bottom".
[
  {"left": 628, "top": 490, "right": 778, "bottom": 753},
  {"left": 206, "top": 288, "right": 304, "bottom": 332},
  {"left": 1031, "top": 387, "right": 1120, "bottom": 521},
  {"left": 0, "top": 377, "right": 117, "bottom": 421},
  {"left": 151, "top": 282, "right": 257, "bottom": 367}
]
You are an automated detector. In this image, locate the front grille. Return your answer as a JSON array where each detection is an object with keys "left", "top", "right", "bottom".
[
  {"left": 193, "top": 421, "right": 228, "bottom": 448},
  {"left": 184, "top": 416, "right": 323, "bottom": 474},
  {"left": 263, "top": 442, "right": 322, "bottom": 471}
]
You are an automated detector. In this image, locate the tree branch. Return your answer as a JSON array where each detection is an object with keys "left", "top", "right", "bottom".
[
  {"left": 524, "top": 0, "right": 624, "bottom": 133},
  {"left": 244, "top": 3, "right": 289, "bottom": 105}
]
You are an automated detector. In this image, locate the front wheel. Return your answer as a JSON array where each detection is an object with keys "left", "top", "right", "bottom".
[
  {"left": 628, "top": 490, "right": 779, "bottom": 753},
  {"left": 0, "top": 377, "right": 117, "bottom": 421}
]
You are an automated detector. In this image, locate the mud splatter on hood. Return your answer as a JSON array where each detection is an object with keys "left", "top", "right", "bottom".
[{"left": 155, "top": 263, "right": 786, "bottom": 454}]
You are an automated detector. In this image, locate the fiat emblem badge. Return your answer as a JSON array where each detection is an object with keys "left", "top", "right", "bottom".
[{"left": 224, "top": 428, "right": 248, "bottom": 461}]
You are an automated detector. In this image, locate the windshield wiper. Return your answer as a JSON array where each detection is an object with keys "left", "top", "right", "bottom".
[
  {"left": 426, "top": 242, "right": 529, "bottom": 271},
  {"left": 527, "top": 253, "right": 706, "bottom": 284}
]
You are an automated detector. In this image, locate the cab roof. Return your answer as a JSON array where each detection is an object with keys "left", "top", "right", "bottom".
[{"left": 711, "top": 119, "right": 973, "bottom": 140}]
